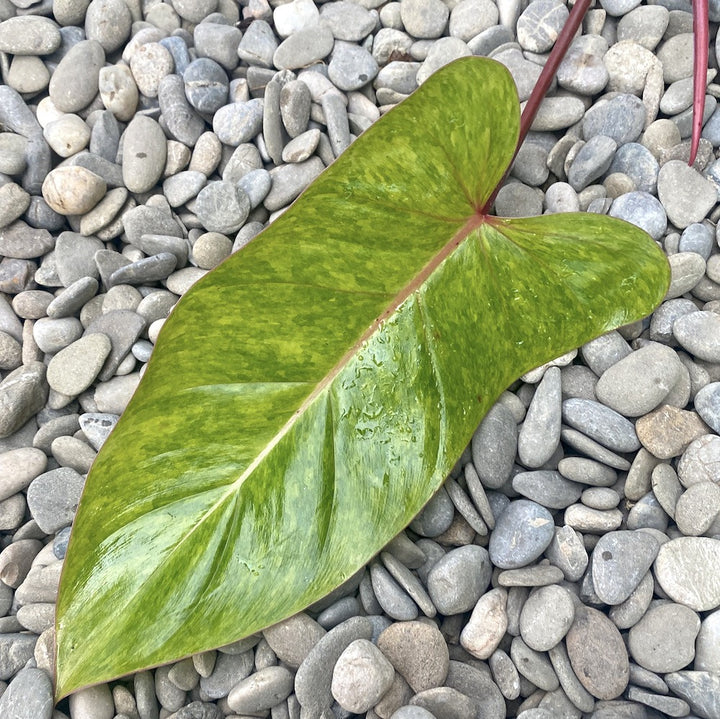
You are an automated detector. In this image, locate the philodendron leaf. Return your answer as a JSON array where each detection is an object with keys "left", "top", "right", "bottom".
[{"left": 56, "top": 56, "right": 669, "bottom": 699}]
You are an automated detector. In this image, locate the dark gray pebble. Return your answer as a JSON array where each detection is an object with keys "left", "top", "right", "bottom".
[
  {"left": 159, "top": 36, "right": 192, "bottom": 75},
  {"left": 109, "top": 253, "right": 178, "bottom": 287},
  {"left": 583, "top": 93, "right": 646, "bottom": 145},
  {"left": 512, "top": 470, "right": 583, "bottom": 509},
  {"left": 489, "top": 499, "right": 555, "bottom": 569},
  {"left": 568, "top": 135, "right": 618, "bottom": 191},
  {"left": 471, "top": 402, "right": 517, "bottom": 489},
  {"left": 158, "top": 74, "right": 206, "bottom": 147},
  {"left": 608, "top": 142, "right": 659, "bottom": 194},
  {"left": 562, "top": 398, "right": 640, "bottom": 453},
  {"left": 592, "top": 530, "right": 659, "bottom": 605},
  {"left": 0, "top": 667, "right": 52, "bottom": 719},
  {"left": 184, "top": 58, "right": 229, "bottom": 114}
]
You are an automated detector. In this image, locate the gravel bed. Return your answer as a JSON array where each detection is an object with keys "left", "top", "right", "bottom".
[{"left": 1, "top": 0, "right": 720, "bottom": 717}]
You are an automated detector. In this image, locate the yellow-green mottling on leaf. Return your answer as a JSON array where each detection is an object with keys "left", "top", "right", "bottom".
[{"left": 55, "top": 57, "right": 669, "bottom": 699}]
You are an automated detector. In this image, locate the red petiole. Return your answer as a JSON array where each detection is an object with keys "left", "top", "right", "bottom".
[
  {"left": 691, "top": 0, "right": 709, "bottom": 165},
  {"left": 482, "top": 0, "right": 707, "bottom": 215}
]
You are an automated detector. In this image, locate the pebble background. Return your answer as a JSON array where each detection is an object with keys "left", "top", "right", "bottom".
[{"left": 1, "top": 0, "right": 720, "bottom": 717}]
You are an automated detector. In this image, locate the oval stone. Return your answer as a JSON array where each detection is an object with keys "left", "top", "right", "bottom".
[
  {"left": 426, "top": 545, "right": 491, "bottom": 615},
  {"left": 42, "top": 167, "right": 106, "bottom": 216},
  {"left": 460, "top": 588, "right": 508, "bottom": 660},
  {"left": 49, "top": 39, "right": 105, "bottom": 113},
  {"left": 47, "top": 334, "right": 112, "bottom": 396},
  {"left": 674, "top": 312, "right": 720, "bottom": 363},
  {"left": 654, "top": 537, "right": 720, "bottom": 611},
  {"left": 566, "top": 606, "right": 629, "bottom": 700},
  {"left": 0, "top": 16, "right": 61, "bottom": 55},
  {"left": 595, "top": 343, "right": 684, "bottom": 417},
  {"left": 519, "top": 584, "right": 576, "bottom": 651},
  {"left": 489, "top": 499, "right": 555, "bottom": 569},
  {"left": 122, "top": 116, "right": 167, "bottom": 194}
]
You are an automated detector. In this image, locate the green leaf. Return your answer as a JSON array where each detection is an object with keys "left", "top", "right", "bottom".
[{"left": 55, "top": 56, "right": 669, "bottom": 699}]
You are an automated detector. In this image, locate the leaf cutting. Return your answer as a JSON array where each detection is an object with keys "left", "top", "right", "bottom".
[{"left": 55, "top": 56, "right": 670, "bottom": 699}]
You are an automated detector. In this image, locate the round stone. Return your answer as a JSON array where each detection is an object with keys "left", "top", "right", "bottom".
[
  {"left": 568, "top": 134, "right": 617, "bottom": 191},
  {"left": 679, "top": 223, "right": 714, "bottom": 259},
  {"left": 616, "top": 5, "right": 669, "bottom": 49},
  {"left": 665, "top": 671, "right": 720, "bottom": 719},
  {"left": 328, "top": 41, "right": 379, "bottom": 92},
  {"left": 85, "top": 0, "right": 132, "bottom": 54},
  {"left": 557, "top": 35, "right": 609, "bottom": 95},
  {"left": 263, "top": 613, "right": 325, "bottom": 669},
  {"left": 471, "top": 402, "right": 517, "bottom": 489},
  {"left": 192, "top": 232, "right": 233, "bottom": 270},
  {"left": 517, "top": 366, "right": 561, "bottom": 467},
  {"left": 194, "top": 182, "right": 251, "bottom": 235},
  {"left": 696, "top": 610, "right": 720, "bottom": 672},
  {"left": 273, "top": 0, "right": 320, "bottom": 37},
  {"left": 657, "top": 33, "right": 694, "bottom": 83},
  {"left": 43, "top": 114, "right": 91, "bottom": 158},
  {"left": 26, "top": 466, "right": 85, "bottom": 534},
  {"left": 608, "top": 142, "right": 659, "bottom": 194},
  {"left": 665, "top": 252, "right": 706, "bottom": 300},
  {"left": 489, "top": 499, "right": 554, "bottom": 570},
  {"left": 42, "top": 167, "right": 106, "bottom": 216},
  {"left": 400, "top": 0, "right": 449, "bottom": 39},
  {"left": 294, "top": 616, "right": 373, "bottom": 715},
  {"left": 636, "top": 406, "right": 710, "bottom": 460},
  {"left": 273, "top": 24, "right": 335, "bottom": 69},
  {"left": 604, "top": 41, "right": 658, "bottom": 94},
  {"left": 409, "top": 687, "right": 476, "bottom": 719},
  {"left": 562, "top": 398, "right": 640, "bottom": 453},
  {"left": 409, "top": 486, "right": 454, "bottom": 537},
  {"left": 655, "top": 537, "right": 720, "bottom": 611},
  {"left": 173, "top": 0, "right": 217, "bottom": 22},
  {"left": 448, "top": 0, "right": 498, "bottom": 41},
  {"left": 213, "top": 99, "right": 264, "bottom": 146},
  {"left": 512, "top": 470, "right": 582, "bottom": 509},
  {"left": 193, "top": 22, "right": 242, "bottom": 71},
  {"left": 628, "top": 603, "right": 701, "bottom": 672},
  {"left": 0, "top": 668, "right": 53, "bottom": 719}
]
